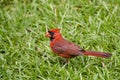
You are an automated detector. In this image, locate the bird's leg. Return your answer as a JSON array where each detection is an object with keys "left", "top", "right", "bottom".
[
  {"left": 62, "top": 59, "right": 68, "bottom": 66},
  {"left": 59, "top": 58, "right": 69, "bottom": 65},
  {"left": 66, "top": 59, "right": 69, "bottom": 63}
]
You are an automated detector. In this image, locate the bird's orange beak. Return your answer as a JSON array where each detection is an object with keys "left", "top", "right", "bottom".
[{"left": 45, "top": 32, "right": 51, "bottom": 37}]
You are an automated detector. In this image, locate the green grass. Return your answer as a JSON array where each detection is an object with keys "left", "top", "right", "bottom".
[{"left": 0, "top": 0, "right": 120, "bottom": 80}]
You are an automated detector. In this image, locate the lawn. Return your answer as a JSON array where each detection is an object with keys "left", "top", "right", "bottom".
[{"left": 0, "top": 0, "right": 120, "bottom": 80}]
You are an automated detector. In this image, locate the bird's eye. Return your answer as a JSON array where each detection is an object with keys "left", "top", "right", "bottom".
[{"left": 48, "top": 31, "right": 54, "bottom": 36}]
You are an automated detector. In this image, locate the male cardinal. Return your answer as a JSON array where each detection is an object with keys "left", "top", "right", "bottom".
[{"left": 46, "top": 28, "right": 112, "bottom": 62}]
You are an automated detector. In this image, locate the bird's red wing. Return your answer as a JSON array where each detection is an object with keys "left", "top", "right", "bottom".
[{"left": 52, "top": 39, "right": 84, "bottom": 56}]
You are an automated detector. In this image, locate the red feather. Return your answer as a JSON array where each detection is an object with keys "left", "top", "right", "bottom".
[{"left": 46, "top": 28, "right": 112, "bottom": 62}]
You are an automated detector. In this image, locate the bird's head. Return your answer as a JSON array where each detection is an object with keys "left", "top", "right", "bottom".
[{"left": 46, "top": 28, "right": 62, "bottom": 41}]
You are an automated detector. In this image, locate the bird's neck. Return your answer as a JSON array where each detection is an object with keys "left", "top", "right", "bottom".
[{"left": 50, "top": 35, "right": 63, "bottom": 48}]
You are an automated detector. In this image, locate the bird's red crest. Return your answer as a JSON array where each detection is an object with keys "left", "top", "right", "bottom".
[{"left": 49, "top": 28, "right": 60, "bottom": 33}]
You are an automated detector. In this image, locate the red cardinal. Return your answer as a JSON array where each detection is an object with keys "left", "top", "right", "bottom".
[{"left": 46, "top": 28, "right": 112, "bottom": 62}]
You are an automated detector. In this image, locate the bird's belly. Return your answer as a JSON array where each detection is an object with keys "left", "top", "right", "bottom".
[
  {"left": 51, "top": 47, "right": 78, "bottom": 58},
  {"left": 58, "top": 53, "right": 77, "bottom": 58}
]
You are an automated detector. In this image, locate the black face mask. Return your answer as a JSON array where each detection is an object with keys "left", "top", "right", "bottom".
[{"left": 48, "top": 31, "right": 55, "bottom": 41}]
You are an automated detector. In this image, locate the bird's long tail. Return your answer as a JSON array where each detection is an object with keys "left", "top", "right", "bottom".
[{"left": 83, "top": 51, "right": 112, "bottom": 58}]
